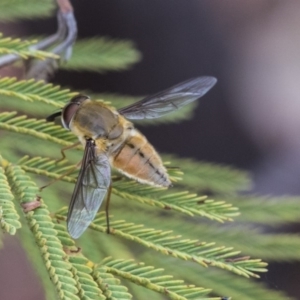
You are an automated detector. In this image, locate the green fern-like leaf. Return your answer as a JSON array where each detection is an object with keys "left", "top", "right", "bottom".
[
  {"left": 18, "top": 156, "right": 238, "bottom": 222},
  {"left": 0, "top": 0, "right": 54, "bottom": 22},
  {"left": 157, "top": 260, "right": 292, "bottom": 300},
  {"left": 0, "top": 158, "right": 21, "bottom": 234},
  {"left": 17, "top": 216, "right": 59, "bottom": 300},
  {"left": 0, "top": 112, "right": 77, "bottom": 145},
  {"left": 4, "top": 162, "right": 80, "bottom": 299},
  {"left": 92, "top": 265, "right": 133, "bottom": 300},
  {"left": 229, "top": 195, "right": 300, "bottom": 224},
  {"left": 99, "top": 258, "right": 212, "bottom": 300},
  {"left": 112, "top": 180, "right": 238, "bottom": 222},
  {"left": 54, "top": 211, "right": 267, "bottom": 279},
  {"left": 0, "top": 77, "right": 77, "bottom": 107},
  {"left": 0, "top": 33, "right": 59, "bottom": 60},
  {"left": 151, "top": 218, "right": 300, "bottom": 262},
  {"left": 62, "top": 37, "right": 141, "bottom": 73},
  {"left": 163, "top": 154, "right": 251, "bottom": 195},
  {"left": 55, "top": 223, "right": 107, "bottom": 300},
  {"left": 69, "top": 255, "right": 106, "bottom": 300}
]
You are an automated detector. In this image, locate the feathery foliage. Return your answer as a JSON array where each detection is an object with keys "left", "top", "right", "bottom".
[
  {"left": 62, "top": 37, "right": 142, "bottom": 73},
  {"left": 4, "top": 162, "right": 80, "bottom": 299},
  {"left": 0, "top": 33, "right": 59, "bottom": 60},
  {"left": 229, "top": 195, "right": 300, "bottom": 224},
  {"left": 0, "top": 158, "right": 21, "bottom": 234},
  {"left": 164, "top": 154, "right": 251, "bottom": 195},
  {"left": 0, "top": 77, "right": 76, "bottom": 107},
  {"left": 138, "top": 214, "right": 300, "bottom": 261},
  {"left": 0, "top": 2, "right": 298, "bottom": 300},
  {"left": 163, "top": 262, "right": 293, "bottom": 300},
  {"left": 0, "top": 112, "right": 77, "bottom": 145},
  {"left": 87, "top": 214, "right": 267, "bottom": 278},
  {"left": 18, "top": 156, "right": 238, "bottom": 222},
  {"left": 99, "top": 257, "right": 212, "bottom": 300},
  {"left": 0, "top": 0, "right": 54, "bottom": 22}
]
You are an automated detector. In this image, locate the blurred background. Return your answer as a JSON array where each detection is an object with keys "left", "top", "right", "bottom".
[{"left": 1, "top": 0, "right": 300, "bottom": 298}]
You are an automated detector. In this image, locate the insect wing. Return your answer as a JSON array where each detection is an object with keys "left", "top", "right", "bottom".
[
  {"left": 67, "top": 140, "right": 111, "bottom": 239},
  {"left": 118, "top": 76, "right": 217, "bottom": 120}
]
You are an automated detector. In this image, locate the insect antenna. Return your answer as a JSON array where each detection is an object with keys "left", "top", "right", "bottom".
[{"left": 46, "top": 111, "right": 62, "bottom": 122}]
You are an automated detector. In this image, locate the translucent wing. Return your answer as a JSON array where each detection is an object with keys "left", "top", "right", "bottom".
[
  {"left": 118, "top": 76, "right": 217, "bottom": 120},
  {"left": 67, "top": 139, "right": 111, "bottom": 239}
]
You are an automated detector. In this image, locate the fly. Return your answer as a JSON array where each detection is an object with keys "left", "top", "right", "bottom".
[{"left": 47, "top": 76, "right": 217, "bottom": 238}]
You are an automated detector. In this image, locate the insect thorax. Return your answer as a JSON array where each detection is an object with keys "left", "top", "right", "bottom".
[{"left": 71, "top": 101, "right": 124, "bottom": 140}]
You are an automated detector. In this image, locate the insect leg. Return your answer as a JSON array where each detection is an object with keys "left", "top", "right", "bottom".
[
  {"left": 105, "top": 176, "right": 124, "bottom": 233},
  {"left": 39, "top": 160, "right": 81, "bottom": 191},
  {"left": 57, "top": 141, "right": 81, "bottom": 163},
  {"left": 105, "top": 184, "right": 113, "bottom": 234}
]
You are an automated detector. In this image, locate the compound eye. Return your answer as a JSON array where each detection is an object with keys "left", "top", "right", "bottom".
[{"left": 62, "top": 95, "right": 90, "bottom": 129}]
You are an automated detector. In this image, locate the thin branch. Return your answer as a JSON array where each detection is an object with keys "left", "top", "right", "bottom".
[
  {"left": 56, "top": 0, "right": 73, "bottom": 13},
  {"left": 0, "top": 0, "right": 77, "bottom": 80}
]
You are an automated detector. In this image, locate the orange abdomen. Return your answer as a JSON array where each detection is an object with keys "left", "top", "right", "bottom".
[{"left": 112, "top": 130, "right": 171, "bottom": 187}]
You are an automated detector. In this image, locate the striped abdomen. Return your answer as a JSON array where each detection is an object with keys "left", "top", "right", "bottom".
[{"left": 111, "top": 130, "right": 171, "bottom": 187}]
